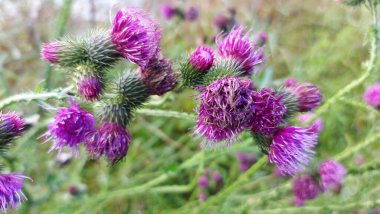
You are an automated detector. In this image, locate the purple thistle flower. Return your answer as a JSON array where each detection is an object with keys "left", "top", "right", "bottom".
[
  {"left": 41, "top": 42, "right": 61, "bottom": 63},
  {"left": 268, "top": 126, "right": 318, "bottom": 175},
  {"left": 198, "top": 192, "right": 207, "bottom": 202},
  {"left": 139, "top": 56, "right": 177, "bottom": 95},
  {"left": 273, "top": 166, "right": 288, "bottom": 177},
  {"left": 184, "top": 6, "right": 199, "bottom": 21},
  {"left": 195, "top": 76, "right": 255, "bottom": 147},
  {"left": 283, "top": 78, "right": 297, "bottom": 87},
  {"left": 161, "top": 3, "right": 174, "bottom": 20},
  {"left": 363, "top": 83, "right": 380, "bottom": 108},
  {"left": 249, "top": 88, "right": 286, "bottom": 136},
  {"left": 297, "top": 112, "right": 323, "bottom": 133},
  {"left": 212, "top": 171, "right": 222, "bottom": 184},
  {"left": 292, "top": 174, "right": 319, "bottom": 206},
  {"left": 111, "top": 8, "right": 160, "bottom": 68},
  {"left": 40, "top": 102, "right": 95, "bottom": 155},
  {"left": 77, "top": 76, "right": 102, "bottom": 102},
  {"left": 86, "top": 122, "right": 130, "bottom": 165},
  {"left": 197, "top": 176, "right": 208, "bottom": 188},
  {"left": 285, "top": 82, "right": 322, "bottom": 112},
  {"left": 188, "top": 45, "right": 214, "bottom": 72},
  {"left": 213, "top": 14, "right": 230, "bottom": 32},
  {"left": 256, "top": 31, "right": 267, "bottom": 46},
  {"left": 0, "top": 173, "right": 30, "bottom": 213},
  {"left": 235, "top": 152, "right": 258, "bottom": 172},
  {"left": 216, "top": 26, "right": 264, "bottom": 76},
  {"left": 0, "top": 113, "right": 24, "bottom": 142},
  {"left": 318, "top": 159, "right": 346, "bottom": 192}
]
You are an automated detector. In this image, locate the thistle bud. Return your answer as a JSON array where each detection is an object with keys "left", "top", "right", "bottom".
[
  {"left": 0, "top": 112, "right": 24, "bottom": 146},
  {"left": 74, "top": 65, "right": 104, "bottom": 102},
  {"left": 184, "top": 7, "right": 199, "bottom": 22},
  {"left": 189, "top": 46, "right": 214, "bottom": 72},
  {"left": 284, "top": 82, "right": 322, "bottom": 112},
  {"left": 41, "top": 42, "right": 61, "bottom": 63}
]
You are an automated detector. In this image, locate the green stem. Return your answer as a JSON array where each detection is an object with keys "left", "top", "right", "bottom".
[
  {"left": 136, "top": 108, "right": 196, "bottom": 120},
  {"left": 307, "top": 0, "right": 379, "bottom": 124}
]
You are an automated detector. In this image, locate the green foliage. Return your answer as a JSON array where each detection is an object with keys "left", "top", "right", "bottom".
[{"left": 344, "top": 0, "right": 366, "bottom": 6}]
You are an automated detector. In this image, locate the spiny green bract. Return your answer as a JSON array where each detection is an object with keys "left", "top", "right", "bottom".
[
  {"left": 56, "top": 29, "right": 120, "bottom": 70},
  {"left": 95, "top": 99, "right": 133, "bottom": 127},
  {"left": 276, "top": 89, "right": 298, "bottom": 119},
  {"left": 202, "top": 59, "right": 241, "bottom": 86},
  {"left": 115, "top": 72, "right": 149, "bottom": 109},
  {"left": 179, "top": 61, "right": 207, "bottom": 88},
  {"left": 252, "top": 133, "right": 271, "bottom": 155}
]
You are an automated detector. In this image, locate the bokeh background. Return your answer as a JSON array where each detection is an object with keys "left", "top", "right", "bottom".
[{"left": 0, "top": 0, "right": 379, "bottom": 213}]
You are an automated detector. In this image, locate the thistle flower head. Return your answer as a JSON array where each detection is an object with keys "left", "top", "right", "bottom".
[
  {"left": 318, "top": 159, "right": 346, "bottom": 192},
  {"left": 41, "top": 42, "right": 61, "bottom": 63},
  {"left": 41, "top": 102, "right": 95, "bottom": 155},
  {"left": 161, "top": 3, "right": 174, "bottom": 20},
  {"left": 249, "top": 88, "right": 286, "bottom": 136},
  {"left": 213, "top": 14, "right": 230, "bottom": 32},
  {"left": 216, "top": 26, "right": 264, "bottom": 76},
  {"left": 86, "top": 122, "right": 130, "bottom": 165},
  {"left": 77, "top": 76, "right": 102, "bottom": 102},
  {"left": 212, "top": 171, "right": 222, "bottom": 184},
  {"left": 139, "top": 56, "right": 177, "bottom": 95},
  {"left": 111, "top": 8, "right": 160, "bottom": 68},
  {"left": 268, "top": 126, "right": 318, "bottom": 175},
  {"left": 256, "top": 31, "right": 267, "bottom": 46},
  {"left": 285, "top": 82, "right": 322, "bottom": 112},
  {"left": 184, "top": 6, "right": 199, "bottom": 21},
  {"left": 0, "top": 113, "right": 24, "bottom": 144},
  {"left": 198, "top": 192, "right": 207, "bottom": 202},
  {"left": 195, "top": 76, "right": 255, "bottom": 147},
  {"left": 0, "top": 173, "right": 30, "bottom": 213},
  {"left": 283, "top": 78, "right": 297, "bottom": 87},
  {"left": 197, "top": 176, "right": 208, "bottom": 188},
  {"left": 292, "top": 174, "right": 319, "bottom": 206},
  {"left": 363, "top": 83, "right": 380, "bottom": 108},
  {"left": 297, "top": 112, "right": 323, "bottom": 133},
  {"left": 236, "top": 152, "right": 257, "bottom": 172},
  {"left": 188, "top": 46, "right": 214, "bottom": 72}
]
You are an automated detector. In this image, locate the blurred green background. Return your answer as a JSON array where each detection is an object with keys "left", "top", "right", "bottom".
[{"left": 0, "top": 0, "right": 380, "bottom": 213}]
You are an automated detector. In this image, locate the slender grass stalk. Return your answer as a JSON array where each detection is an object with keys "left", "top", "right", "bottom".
[{"left": 136, "top": 108, "right": 196, "bottom": 119}]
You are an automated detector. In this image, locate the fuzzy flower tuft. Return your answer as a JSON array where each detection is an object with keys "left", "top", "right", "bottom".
[
  {"left": 195, "top": 76, "right": 255, "bottom": 147},
  {"left": 363, "top": 83, "right": 380, "bottom": 108},
  {"left": 268, "top": 126, "right": 318, "bottom": 175},
  {"left": 139, "top": 56, "right": 177, "bottom": 95},
  {"left": 216, "top": 26, "right": 264, "bottom": 76},
  {"left": 292, "top": 174, "right": 319, "bottom": 206},
  {"left": 86, "top": 122, "right": 130, "bottom": 165},
  {"left": 41, "top": 102, "right": 95, "bottom": 155},
  {"left": 41, "top": 42, "right": 61, "bottom": 63},
  {"left": 0, "top": 113, "right": 24, "bottom": 144},
  {"left": 285, "top": 82, "right": 322, "bottom": 112},
  {"left": 249, "top": 88, "right": 286, "bottom": 136},
  {"left": 77, "top": 76, "right": 102, "bottom": 102},
  {"left": 0, "top": 173, "right": 30, "bottom": 213},
  {"left": 318, "top": 159, "right": 346, "bottom": 192},
  {"left": 188, "top": 46, "right": 214, "bottom": 72},
  {"left": 161, "top": 3, "right": 174, "bottom": 20},
  {"left": 111, "top": 8, "right": 160, "bottom": 68}
]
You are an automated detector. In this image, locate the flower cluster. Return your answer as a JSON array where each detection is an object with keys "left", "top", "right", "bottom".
[
  {"left": 197, "top": 169, "right": 223, "bottom": 202},
  {"left": 40, "top": 7, "right": 177, "bottom": 164},
  {"left": 363, "top": 83, "right": 380, "bottom": 108},
  {"left": 161, "top": 3, "right": 199, "bottom": 22},
  {"left": 0, "top": 113, "right": 30, "bottom": 212},
  {"left": 291, "top": 159, "right": 346, "bottom": 206},
  {"left": 179, "top": 25, "right": 322, "bottom": 175}
]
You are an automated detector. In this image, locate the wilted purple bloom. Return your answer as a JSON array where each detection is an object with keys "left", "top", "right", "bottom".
[
  {"left": 212, "top": 171, "right": 222, "bottom": 184},
  {"left": 256, "top": 31, "right": 267, "bottom": 46},
  {"left": 268, "top": 126, "right": 318, "bottom": 175},
  {"left": 197, "top": 176, "right": 208, "bottom": 188},
  {"left": 161, "top": 3, "right": 174, "bottom": 20},
  {"left": 213, "top": 14, "right": 230, "bottom": 32},
  {"left": 195, "top": 77, "right": 255, "bottom": 147},
  {"left": 77, "top": 76, "right": 102, "bottom": 102},
  {"left": 139, "top": 56, "right": 177, "bottom": 95},
  {"left": 249, "top": 88, "right": 286, "bottom": 136},
  {"left": 0, "top": 112, "right": 24, "bottom": 143},
  {"left": 184, "top": 6, "right": 198, "bottom": 21},
  {"left": 216, "top": 26, "right": 264, "bottom": 75},
  {"left": 41, "top": 42, "right": 61, "bottom": 63},
  {"left": 292, "top": 174, "right": 319, "bottom": 206},
  {"left": 297, "top": 112, "right": 323, "bottom": 133},
  {"left": 188, "top": 45, "right": 214, "bottom": 72},
  {"left": 41, "top": 102, "right": 95, "bottom": 155},
  {"left": 198, "top": 192, "right": 207, "bottom": 202},
  {"left": 363, "top": 83, "right": 380, "bottom": 108},
  {"left": 111, "top": 8, "right": 160, "bottom": 68},
  {"left": 236, "top": 152, "right": 258, "bottom": 172},
  {"left": 0, "top": 173, "right": 30, "bottom": 213},
  {"left": 285, "top": 82, "right": 322, "bottom": 112},
  {"left": 319, "top": 159, "right": 346, "bottom": 192},
  {"left": 86, "top": 122, "right": 130, "bottom": 165}
]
